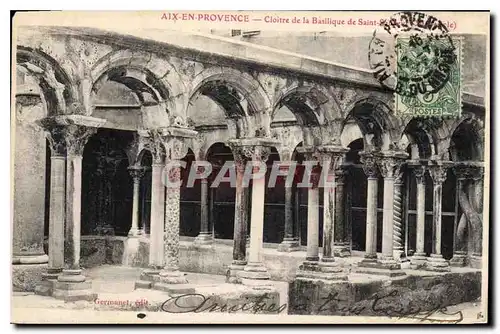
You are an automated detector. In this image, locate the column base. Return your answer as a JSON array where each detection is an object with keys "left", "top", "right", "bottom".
[
  {"left": 296, "top": 260, "right": 348, "bottom": 281},
  {"left": 52, "top": 269, "right": 96, "bottom": 302},
  {"left": 193, "top": 233, "right": 214, "bottom": 248},
  {"left": 135, "top": 267, "right": 162, "bottom": 289},
  {"left": 152, "top": 282, "right": 195, "bottom": 294},
  {"left": 333, "top": 244, "right": 351, "bottom": 257},
  {"left": 425, "top": 254, "right": 451, "bottom": 272},
  {"left": 34, "top": 268, "right": 62, "bottom": 296},
  {"left": 237, "top": 262, "right": 274, "bottom": 289},
  {"left": 357, "top": 253, "right": 378, "bottom": 266},
  {"left": 158, "top": 268, "right": 189, "bottom": 284},
  {"left": 450, "top": 251, "right": 468, "bottom": 267},
  {"left": 393, "top": 247, "right": 405, "bottom": 260},
  {"left": 128, "top": 228, "right": 140, "bottom": 237},
  {"left": 226, "top": 260, "right": 247, "bottom": 284},
  {"left": 356, "top": 256, "right": 406, "bottom": 277},
  {"left": 277, "top": 239, "right": 300, "bottom": 252},
  {"left": 12, "top": 253, "right": 49, "bottom": 265},
  {"left": 469, "top": 254, "right": 482, "bottom": 269},
  {"left": 410, "top": 253, "right": 427, "bottom": 269}
]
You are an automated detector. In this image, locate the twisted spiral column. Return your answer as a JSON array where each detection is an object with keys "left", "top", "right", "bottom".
[{"left": 392, "top": 172, "right": 404, "bottom": 259}]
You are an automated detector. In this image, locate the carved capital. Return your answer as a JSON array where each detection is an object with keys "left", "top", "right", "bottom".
[
  {"left": 141, "top": 129, "right": 165, "bottom": 164},
  {"left": 429, "top": 165, "right": 449, "bottom": 185},
  {"left": 359, "top": 151, "right": 378, "bottom": 179},
  {"left": 376, "top": 152, "right": 407, "bottom": 179},
  {"left": 41, "top": 123, "right": 67, "bottom": 156},
  {"left": 128, "top": 166, "right": 145, "bottom": 182},
  {"left": 165, "top": 138, "right": 189, "bottom": 161},
  {"left": 37, "top": 115, "right": 104, "bottom": 156},
  {"left": 317, "top": 146, "right": 347, "bottom": 175},
  {"left": 413, "top": 166, "right": 427, "bottom": 185},
  {"left": 231, "top": 144, "right": 271, "bottom": 168},
  {"left": 64, "top": 124, "right": 98, "bottom": 156}
]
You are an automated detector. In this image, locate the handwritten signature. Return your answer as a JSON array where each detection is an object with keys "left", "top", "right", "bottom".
[
  {"left": 314, "top": 287, "right": 464, "bottom": 323},
  {"left": 160, "top": 285, "right": 466, "bottom": 323},
  {"left": 161, "top": 293, "right": 287, "bottom": 314}
]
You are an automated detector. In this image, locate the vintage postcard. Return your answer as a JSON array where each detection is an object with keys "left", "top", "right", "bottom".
[{"left": 11, "top": 10, "right": 490, "bottom": 324}]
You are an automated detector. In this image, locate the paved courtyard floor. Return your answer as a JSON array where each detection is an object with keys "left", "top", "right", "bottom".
[{"left": 11, "top": 265, "right": 486, "bottom": 324}]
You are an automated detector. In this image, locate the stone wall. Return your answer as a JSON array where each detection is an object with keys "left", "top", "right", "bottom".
[
  {"left": 288, "top": 271, "right": 482, "bottom": 316},
  {"left": 76, "top": 236, "right": 304, "bottom": 282}
]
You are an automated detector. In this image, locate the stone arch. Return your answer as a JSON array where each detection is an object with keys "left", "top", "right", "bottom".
[
  {"left": 449, "top": 115, "right": 485, "bottom": 162},
  {"left": 342, "top": 96, "right": 400, "bottom": 151},
  {"left": 16, "top": 45, "right": 78, "bottom": 115},
  {"left": 89, "top": 50, "right": 186, "bottom": 116},
  {"left": 198, "top": 138, "right": 222, "bottom": 162},
  {"left": 272, "top": 84, "right": 341, "bottom": 126},
  {"left": 186, "top": 67, "right": 272, "bottom": 138},
  {"left": 433, "top": 112, "right": 485, "bottom": 161},
  {"left": 401, "top": 118, "right": 438, "bottom": 160},
  {"left": 136, "top": 148, "right": 153, "bottom": 166}
]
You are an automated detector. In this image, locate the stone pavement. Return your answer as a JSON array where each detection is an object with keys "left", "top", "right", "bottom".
[{"left": 12, "top": 265, "right": 289, "bottom": 313}]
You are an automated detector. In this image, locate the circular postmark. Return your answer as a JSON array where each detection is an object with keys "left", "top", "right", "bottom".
[{"left": 369, "top": 12, "right": 457, "bottom": 98}]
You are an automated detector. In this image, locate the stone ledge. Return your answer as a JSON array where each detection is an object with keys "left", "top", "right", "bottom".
[
  {"left": 12, "top": 263, "right": 47, "bottom": 292},
  {"left": 288, "top": 271, "right": 482, "bottom": 316}
]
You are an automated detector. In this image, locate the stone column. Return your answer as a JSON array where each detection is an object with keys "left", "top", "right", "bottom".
[
  {"left": 315, "top": 147, "right": 347, "bottom": 281},
  {"left": 375, "top": 152, "right": 406, "bottom": 275},
  {"left": 137, "top": 133, "right": 167, "bottom": 285},
  {"left": 128, "top": 166, "right": 145, "bottom": 237},
  {"left": 393, "top": 169, "right": 405, "bottom": 259},
  {"left": 469, "top": 167, "right": 484, "bottom": 269},
  {"left": 296, "top": 166, "right": 321, "bottom": 275},
  {"left": 296, "top": 149, "right": 327, "bottom": 279},
  {"left": 209, "top": 175, "right": 217, "bottom": 238},
  {"left": 13, "top": 99, "right": 49, "bottom": 292},
  {"left": 148, "top": 162, "right": 165, "bottom": 271},
  {"left": 34, "top": 126, "right": 65, "bottom": 296},
  {"left": 334, "top": 168, "right": 350, "bottom": 257},
  {"left": 227, "top": 152, "right": 250, "bottom": 282},
  {"left": 410, "top": 166, "right": 427, "bottom": 268},
  {"left": 357, "top": 152, "right": 379, "bottom": 268},
  {"left": 306, "top": 169, "right": 320, "bottom": 262},
  {"left": 426, "top": 163, "right": 451, "bottom": 272},
  {"left": 294, "top": 185, "right": 301, "bottom": 244},
  {"left": 320, "top": 154, "right": 335, "bottom": 262},
  {"left": 158, "top": 162, "right": 188, "bottom": 284},
  {"left": 239, "top": 146, "right": 273, "bottom": 286},
  {"left": 194, "top": 165, "right": 213, "bottom": 246},
  {"left": 452, "top": 165, "right": 484, "bottom": 268},
  {"left": 52, "top": 118, "right": 102, "bottom": 301},
  {"left": 278, "top": 162, "right": 300, "bottom": 252},
  {"left": 450, "top": 166, "right": 468, "bottom": 267},
  {"left": 47, "top": 154, "right": 66, "bottom": 275}
]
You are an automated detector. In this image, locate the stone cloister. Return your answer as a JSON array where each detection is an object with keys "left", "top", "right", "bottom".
[{"left": 13, "top": 26, "right": 485, "bottom": 301}]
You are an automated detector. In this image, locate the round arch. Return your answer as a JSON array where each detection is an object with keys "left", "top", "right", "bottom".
[
  {"left": 272, "top": 84, "right": 341, "bottom": 126},
  {"left": 16, "top": 46, "right": 77, "bottom": 115},
  {"left": 402, "top": 118, "right": 438, "bottom": 160},
  {"left": 342, "top": 97, "right": 400, "bottom": 151},
  {"left": 449, "top": 116, "right": 484, "bottom": 162},
  {"left": 89, "top": 50, "right": 185, "bottom": 115},
  {"left": 186, "top": 67, "right": 272, "bottom": 138}
]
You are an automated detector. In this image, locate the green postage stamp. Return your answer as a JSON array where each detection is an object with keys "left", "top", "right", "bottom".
[{"left": 395, "top": 36, "right": 463, "bottom": 118}]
